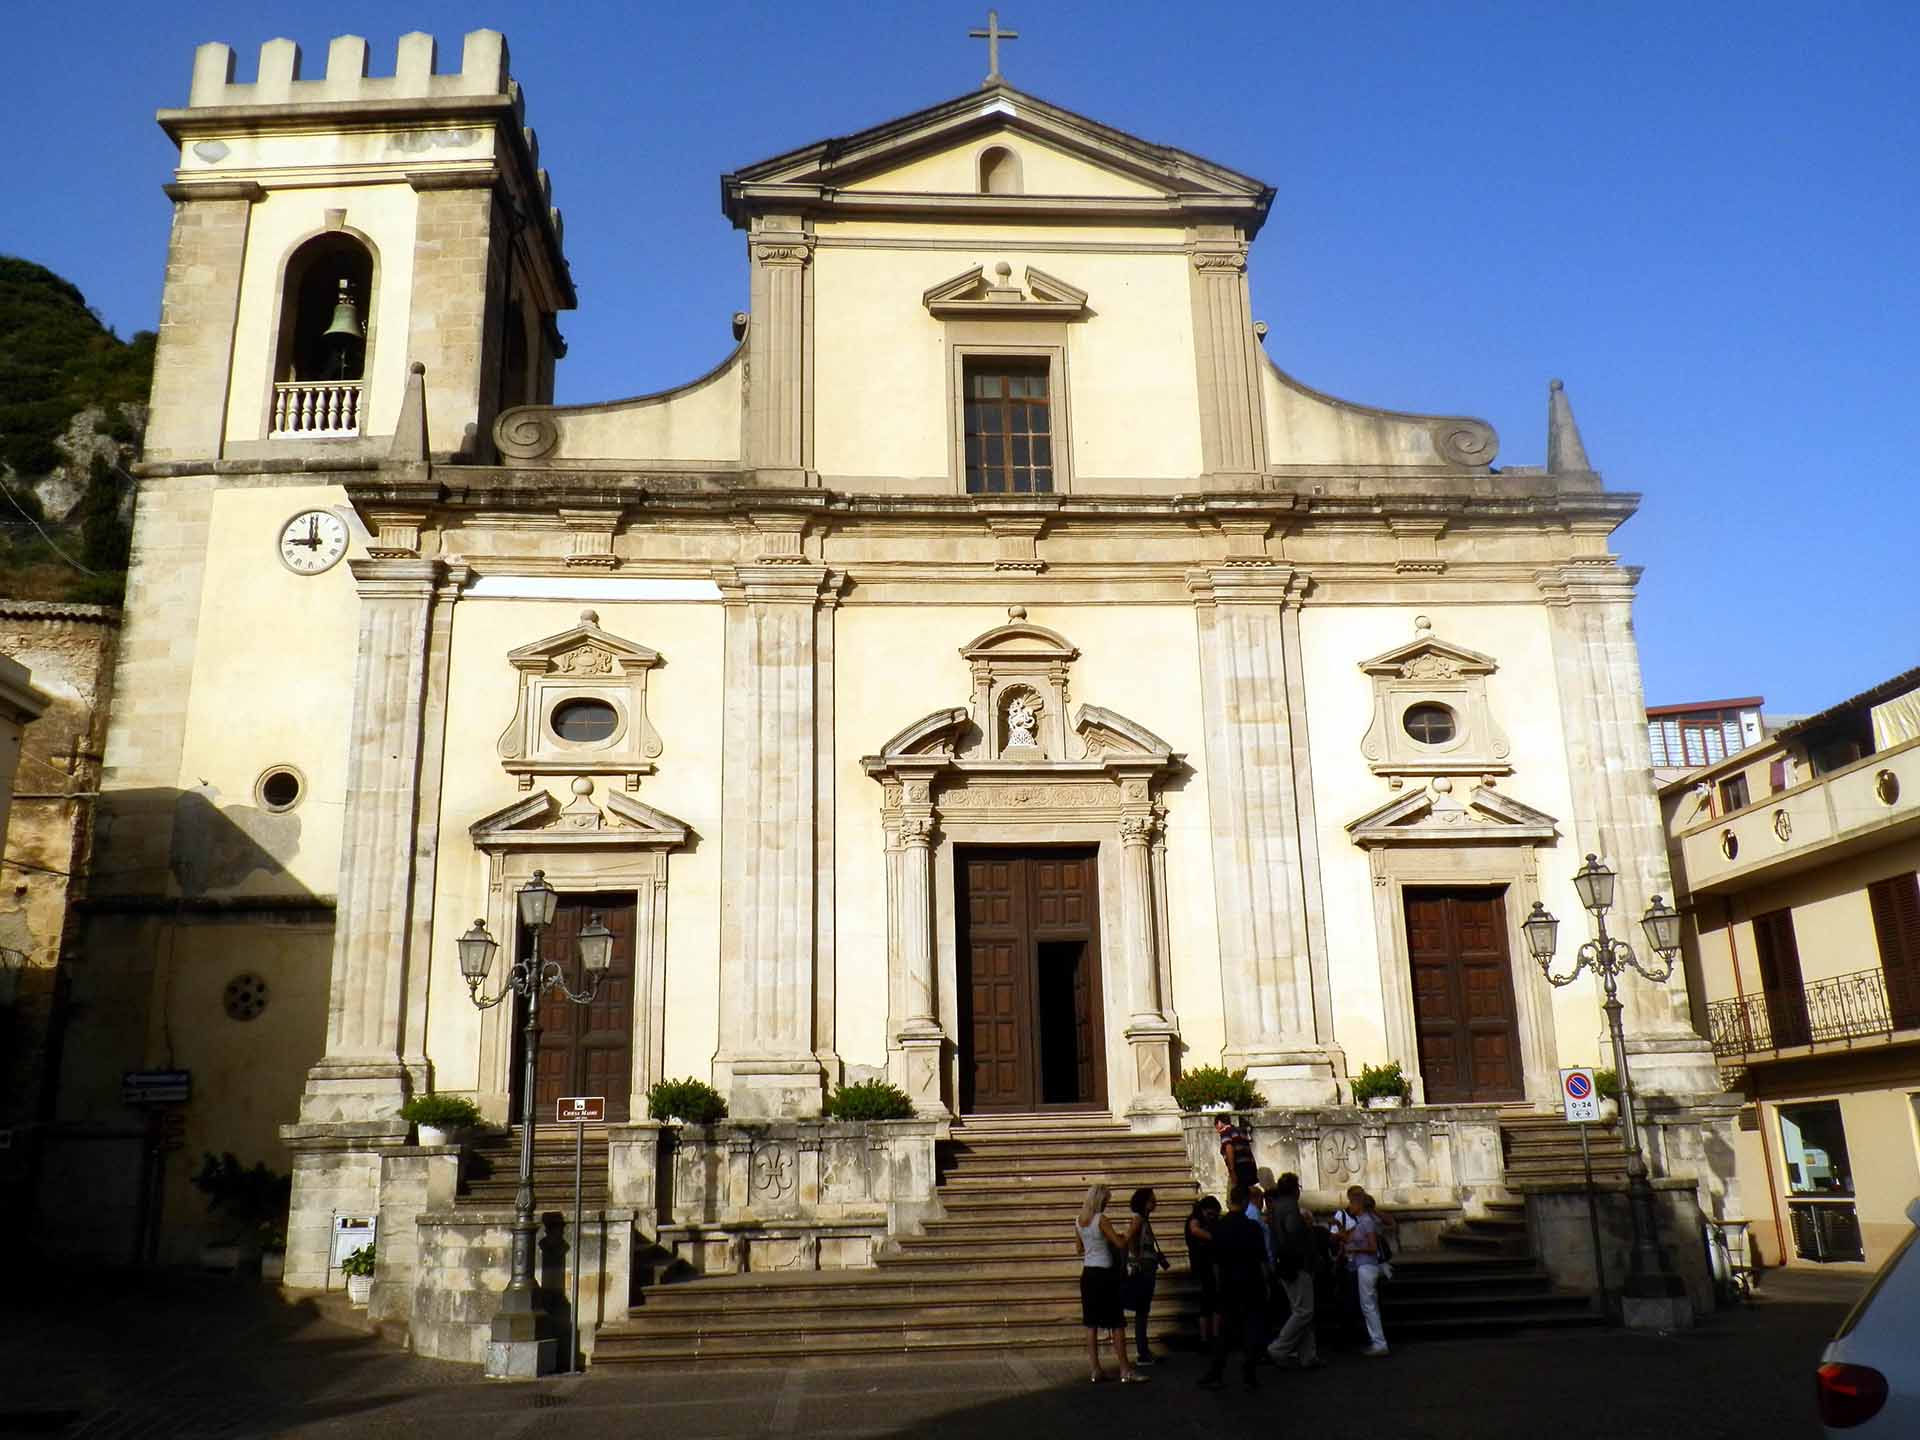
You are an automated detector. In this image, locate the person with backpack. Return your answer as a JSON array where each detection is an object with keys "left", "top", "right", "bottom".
[
  {"left": 1262, "top": 1172, "right": 1325, "bottom": 1369},
  {"left": 1214, "top": 1114, "right": 1259, "bottom": 1191}
]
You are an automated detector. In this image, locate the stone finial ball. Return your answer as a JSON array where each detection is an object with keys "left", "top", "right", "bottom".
[
  {"left": 1008, "top": 605, "right": 1027, "bottom": 620},
  {"left": 571, "top": 776, "right": 594, "bottom": 797},
  {"left": 410, "top": 360, "right": 426, "bottom": 375},
  {"left": 580, "top": 609, "right": 599, "bottom": 624}
]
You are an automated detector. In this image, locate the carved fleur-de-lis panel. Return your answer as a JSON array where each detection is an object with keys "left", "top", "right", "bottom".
[{"left": 497, "top": 609, "right": 665, "bottom": 790}]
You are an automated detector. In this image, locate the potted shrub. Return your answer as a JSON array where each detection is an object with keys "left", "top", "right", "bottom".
[
  {"left": 400, "top": 1093, "right": 484, "bottom": 1147},
  {"left": 1171, "top": 1065, "right": 1266, "bottom": 1113},
  {"left": 341, "top": 1243, "right": 376, "bottom": 1306},
  {"left": 646, "top": 1076, "right": 728, "bottom": 1126},
  {"left": 1352, "top": 1061, "right": 1411, "bottom": 1109},
  {"left": 190, "top": 1151, "right": 292, "bottom": 1272},
  {"left": 822, "top": 1078, "right": 916, "bottom": 1120},
  {"left": 1594, "top": 1067, "right": 1621, "bottom": 1121}
]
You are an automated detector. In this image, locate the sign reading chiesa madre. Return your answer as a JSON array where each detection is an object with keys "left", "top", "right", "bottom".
[{"left": 557, "top": 1096, "right": 606, "bottom": 1124}]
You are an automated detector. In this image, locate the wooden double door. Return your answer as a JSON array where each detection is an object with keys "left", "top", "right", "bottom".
[
  {"left": 1405, "top": 887, "right": 1526, "bottom": 1103},
  {"left": 513, "top": 892, "right": 637, "bottom": 1123},
  {"left": 957, "top": 848, "right": 1108, "bottom": 1113}
]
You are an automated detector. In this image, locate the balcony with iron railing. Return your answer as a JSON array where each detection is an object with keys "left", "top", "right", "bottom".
[
  {"left": 1707, "top": 965, "right": 1920, "bottom": 1059},
  {"left": 271, "top": 380, "right": 363, "bottom": 438}
]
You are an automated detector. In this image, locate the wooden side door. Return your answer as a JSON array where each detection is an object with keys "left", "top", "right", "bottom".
[
  {"left": 1030, "top": 850, "right": 1106, "bottom": 1108},
  {"left": 959, "top": 854, "right": 1035, "bottom": 1111},
  {"left": 518, "top": 893, "right": 637, "bottom": 1123},
  {"left": 1752, "top": 907, "right": 1809, "bottom": 1047},
  {"left": 1405, "top": 888, "right": 1525, "bottom": 1103}
]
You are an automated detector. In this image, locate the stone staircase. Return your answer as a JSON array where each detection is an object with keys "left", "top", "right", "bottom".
[
  {"left": 1499, "top": 1114, "right": 1632, "bottom": 1188},
  {"left": 456, "top": 1125, "right": 612, "bottom": 1211},
  {"left": 590, "top": 1113, "right": 1601, "bottom": 1366},
  {"left": 593, "top": 1114, "right": 1202, "bottom": 1366}
]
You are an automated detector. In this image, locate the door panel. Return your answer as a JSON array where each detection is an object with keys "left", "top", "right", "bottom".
[
  {"left": 1405, "top": 888, "right": 1524, "bottom": 1103},
  {"left": 958, "top": 848, "right": 1105, "bottom": 1113},
  {"left": 515, "top": 892, "right": 637, "bottom": 1123}
]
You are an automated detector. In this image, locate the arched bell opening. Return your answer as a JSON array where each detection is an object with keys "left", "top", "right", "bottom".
[{"left": 269, "top": 232, "right": 376, "bottom": 438}]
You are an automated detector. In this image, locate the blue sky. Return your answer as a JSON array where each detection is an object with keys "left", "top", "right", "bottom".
[{"left": 7, "top": 1, "right": 1914, "bottom": 713}]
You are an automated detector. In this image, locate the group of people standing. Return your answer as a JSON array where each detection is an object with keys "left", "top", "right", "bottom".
[{"left": 1072, "top": 1117, "right": 1394, "bottom": 1390}]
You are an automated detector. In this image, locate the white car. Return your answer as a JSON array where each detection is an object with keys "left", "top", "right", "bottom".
[{"left": 1818, "top": 1196, "right": 1920, "bottom": 1433}]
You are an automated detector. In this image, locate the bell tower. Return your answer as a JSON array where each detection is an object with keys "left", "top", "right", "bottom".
[{"left": 145, "top": 29, "right": 573, "bottom": 463}]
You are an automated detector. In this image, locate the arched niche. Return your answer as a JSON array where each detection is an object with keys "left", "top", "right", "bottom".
[
  {"left": 272, "top": 231, "right": 375, "bottom": 384},
  {"left": 978, "top": 145, "right": 1023, "bottom": 195}
]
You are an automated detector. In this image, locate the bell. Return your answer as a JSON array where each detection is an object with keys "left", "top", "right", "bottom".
[{"left": 322, "top": 279, "right": 364, "bottom": 341}]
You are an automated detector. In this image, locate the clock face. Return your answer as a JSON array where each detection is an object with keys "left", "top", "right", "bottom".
[{"left": 278, "top": 509, "right": 349, "bottom": 575}]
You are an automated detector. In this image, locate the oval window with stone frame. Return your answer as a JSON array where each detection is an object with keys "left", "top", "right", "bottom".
[
  {"left": 1402, "top": 702, "right": 1457, "bottom": 746},
  {"left": 550, "top": 697, "right": 620, "bottom": 743}
]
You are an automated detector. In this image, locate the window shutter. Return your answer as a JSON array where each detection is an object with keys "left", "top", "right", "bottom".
[{"left": 1867, "top": 873, "right": 1920, "bottom": 1027}]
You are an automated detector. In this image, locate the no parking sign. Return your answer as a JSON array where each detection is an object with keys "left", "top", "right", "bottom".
[{"left": 1559, "top": 1067, "right": 1600, "bottom": 1123}]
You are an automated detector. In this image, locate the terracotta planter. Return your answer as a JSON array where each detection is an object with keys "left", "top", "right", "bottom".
[{"left": 346, "top": 1273, "right": 373, "bottom": 1307}]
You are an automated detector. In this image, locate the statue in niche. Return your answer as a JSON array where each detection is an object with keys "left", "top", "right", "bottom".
[{"left": 1005, "top": 693, "right": 1040, "bottom": 752}]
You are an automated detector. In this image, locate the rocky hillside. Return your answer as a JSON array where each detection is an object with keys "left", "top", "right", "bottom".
[{"left": 0, "top": 256, "right": 153, "bottom": 605}]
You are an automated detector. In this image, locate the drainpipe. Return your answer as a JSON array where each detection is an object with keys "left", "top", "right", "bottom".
[{"left": 1726, "top": 895, "right": 1789, "bottom": 1267}]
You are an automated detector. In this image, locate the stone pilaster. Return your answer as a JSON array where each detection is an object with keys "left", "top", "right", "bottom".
[
  {"left": 145, "top": 182, "right": 260, "bottom": 462},
  {"left": 1187, "top": 234, "right": 1267, "bottom": 485},
  {"left": 297, "top": 558, "right": 452, "bottom": 1122},
  {"left": 1188, "top": 563, "right": 1339, "bottom": 1102},
  {"left": 714, "top": 556, "right": 834, "bottom": 1115},
  {"left": 1537, "top": 563, "right": 1718, "bottom": 1094},
  {"left": 894, "top": 810, "right": 947, "bottom": 1117},
  {"left": 745, "top": 220, "right": 814, "bottom": 484}
]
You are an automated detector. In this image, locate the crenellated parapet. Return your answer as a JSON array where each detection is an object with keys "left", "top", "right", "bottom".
[{"left": 185, "top": 31, "right": 513, "bottom": 108}]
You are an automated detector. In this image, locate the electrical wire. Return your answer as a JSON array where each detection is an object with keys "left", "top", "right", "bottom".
[{"left": 0, "top": 480, "right": 98, "bottom": 575}]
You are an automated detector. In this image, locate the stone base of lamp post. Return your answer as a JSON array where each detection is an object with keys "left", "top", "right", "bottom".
[
  {"left": 485, "top": 1307, "right": 557, "bottom": 1378},
  {"left": 1619, "top": 1280, "right": 1693, "bottom": 1331}
]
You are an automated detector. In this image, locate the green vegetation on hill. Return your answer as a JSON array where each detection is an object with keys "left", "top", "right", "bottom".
[{"left": 0, "top": 255, "right": 151, "bottom": 605}]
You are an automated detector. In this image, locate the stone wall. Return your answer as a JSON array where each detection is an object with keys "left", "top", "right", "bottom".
[
  {"left": 411, "top": 1206, "right": 635, "bottom": 1364},
  {"left": 1522, "top": 1179, "right": 1715, "bottom": 1321},
  {"left": 1180, "top": 1106, "right": 1507, "bottom": 1220},
  {"left": 612, "top": 1118, "right": 942, "bottom": 1276}
]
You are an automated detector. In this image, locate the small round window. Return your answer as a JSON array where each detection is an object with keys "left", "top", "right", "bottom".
[
  {"left": 255, "top": 766, "right": 304, "bottom": 812},
  {"left": 224, "top": 973, "right": 269, "bottom": 1022},
  {"left": 551, "top": 698, "right": 619, "bottom": 743},
  {"left": 1402, "top": 703, "right": 1457, "bottom": 746}
]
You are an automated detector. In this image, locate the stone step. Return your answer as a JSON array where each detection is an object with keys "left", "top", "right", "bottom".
[{"left": 937, "top": 1173, "right": 1196, "bottom": 1196}]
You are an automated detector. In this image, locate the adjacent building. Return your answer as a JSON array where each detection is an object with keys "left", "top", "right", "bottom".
[{"left": 1662, "top": 665, "right": 1920, "bottom": 1271}]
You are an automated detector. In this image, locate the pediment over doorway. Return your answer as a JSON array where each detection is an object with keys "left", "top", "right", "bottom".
[
  {"left": 469, "top": 781, "right": 690, "bottom": 851},
  {"left": 1346, "top": 783, "right": 1558, "bottom": 847}
]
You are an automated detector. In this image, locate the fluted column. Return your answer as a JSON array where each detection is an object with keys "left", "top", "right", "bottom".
[
  {"left": 1188, "top": 563, "right": 1339, "bottom": 1103},
  {"left": 298, "top": 558, "right": 447, "bottom": 1123},
  {"left": 895, "top": 809, "right": 947, "bottom": 1116},
  {"left": 1119, "top": 779, "right": 1178, "bottom": 1123}
]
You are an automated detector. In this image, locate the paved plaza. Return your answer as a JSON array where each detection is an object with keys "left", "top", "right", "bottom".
[{"left": 0, "top": 1265, "right": 1868, "bottom": 1438}]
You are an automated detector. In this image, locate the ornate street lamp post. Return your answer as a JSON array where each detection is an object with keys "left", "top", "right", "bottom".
[
  {"left": 458, "top": 871, "right": 614, "bottom": 1377},
  {"left": 1523, "top": 855, "right": 1687, "bottom": 1310}
]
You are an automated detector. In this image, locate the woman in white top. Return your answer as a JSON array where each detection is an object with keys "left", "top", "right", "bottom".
[{"left": 1074, "top": 1183, "right": 1147, "bottom": 1383}]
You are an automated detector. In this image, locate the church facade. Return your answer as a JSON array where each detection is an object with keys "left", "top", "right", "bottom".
[{"left": 48, "top": 29, "right": 1731, "bottom": 1295}]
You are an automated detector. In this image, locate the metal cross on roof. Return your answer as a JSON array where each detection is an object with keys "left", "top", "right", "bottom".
[{"left": 969, "top": 10, "right": 1019, "bottom": 87}]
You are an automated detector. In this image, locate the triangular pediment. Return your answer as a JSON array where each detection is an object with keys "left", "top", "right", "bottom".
[
  {"left": 923, "top": 263, "right": 1089, "bottom": 319},
  {"left": 1358, "top": 636, "right": 1499, "bottom": 680},
  {"left": 470, "top": 787, "right": 690, "bottom": 849},
  {"left": 1347, "top": 785, "right": 1559, "bottom": 846},
  {"left": 506, "top": 609, "right": 661, "bottom": 676},
  {"left": 723, "top": 86, "right": 1273, "bottom": 232}
]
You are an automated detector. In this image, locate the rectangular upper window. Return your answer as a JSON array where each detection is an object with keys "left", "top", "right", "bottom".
[
  {"left": 963, "top": 361, "right": 1053, "bottom": 494},
  {"left": 1719, "top": 773, "right": 1750, "bottom": 813}
]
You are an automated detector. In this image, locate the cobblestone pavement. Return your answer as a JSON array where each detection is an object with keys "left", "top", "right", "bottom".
[{"left": 0, "top": 1267, "right": 1868, "bottom": 1439}]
